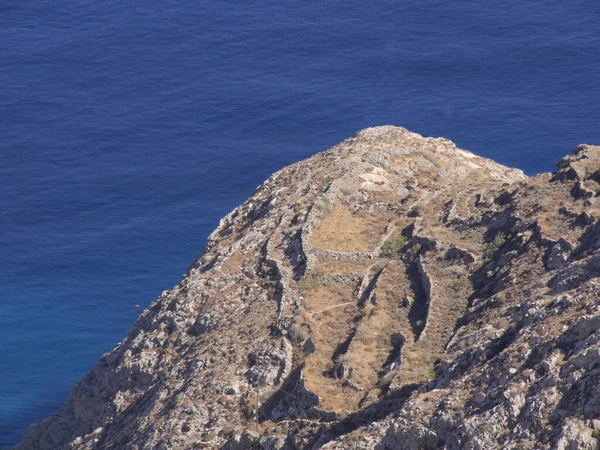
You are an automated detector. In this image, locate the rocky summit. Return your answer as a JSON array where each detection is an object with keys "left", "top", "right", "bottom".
[{"left": 17, "top": 126, "right": 600, "bottom": 449}]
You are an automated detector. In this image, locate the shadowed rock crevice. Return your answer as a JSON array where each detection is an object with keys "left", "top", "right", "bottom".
[
  {"left": 258, "top": 366, "right": 321, "bottom": 422},
  {"left": 405, "top": 261, "right": 430, "bottom": 341},
  {"left": 381, "top": 333, "right": 406, "bottom": 375},
  {"left": 307, "top": 384, "right": 421, "bottom": 449},
  {"left": 330, "top": 330, "right": 358, "bottom": 372},
  {"left": 357, "top": 266, "right": 386, "bottom": 308}
]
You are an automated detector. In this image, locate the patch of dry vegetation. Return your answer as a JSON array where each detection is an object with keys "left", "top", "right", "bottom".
[
  {"left": 312, "top": 258, "right": 373, "bottom": 276},
  {"left": 311, "top": 205, "right": 392, "bottom": 252},
  {"left": 379, "top": 233, "right": 408, "bottom": 257},
  {"left": 341, "top": 302, "right": 394, "bottom": 389},
  {"left": 425, "top": 226, "right": 483, "bottom": 254},
  {"left": 302, "top": 283, "right": 360, "bottom": 411},
  {"left": 395, "top": 261, "right": 472, "bottom": 385},
  {"left": 369, "top": 263, "right": 439, "bottom": 385}
]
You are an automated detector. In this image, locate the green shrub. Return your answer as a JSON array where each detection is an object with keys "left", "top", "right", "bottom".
[
  {"left": 449, "top": 275, "right": 471, "bottom": 292},
  {"left": 219, "top": 424, "right": 236, "bottom": 438},
  {"left": 298, "top": 277, "right": 321, "bottom": 291},
  {"left": 289, "top": 306, "right": 310, "bottom": 342},
  {"left": 203, "top": 430, "right": 217, "bottom": 442},
  {"left": 407, "top": 243, "right": 422, "bottom": 260},
  {"left": 314, "top": 199, "right": 333, "bottom": 216},
  {"left": 380, "top": 234, "right": 408, "bottom": 257},
  {"left": 344, "top": 433, "right": 362, "bottom": 442},
  {"left": 484, "top": 233, "right": 508, "bottom": 260}
]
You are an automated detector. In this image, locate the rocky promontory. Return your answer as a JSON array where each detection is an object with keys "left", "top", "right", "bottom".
[{"left": 17, "top": 127, "right": 600, "bottom": 449}]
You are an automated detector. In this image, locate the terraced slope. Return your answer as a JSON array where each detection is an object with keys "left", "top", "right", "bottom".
[{"left": 19, "top": 128, "right": 600, "bottom": 450}]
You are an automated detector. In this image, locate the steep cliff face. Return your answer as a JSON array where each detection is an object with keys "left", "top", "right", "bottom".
[{"left": 17, "top": 127, "right": 600, "bottom": 449}]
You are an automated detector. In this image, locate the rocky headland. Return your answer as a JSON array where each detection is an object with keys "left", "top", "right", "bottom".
[{"left": 17, "top": 127, "right": 600, "bottom": 449}]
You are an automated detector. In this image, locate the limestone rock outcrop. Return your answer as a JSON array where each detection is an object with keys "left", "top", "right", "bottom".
[{"left": 17, "top": 128, "right": 600, "bottom": 449}]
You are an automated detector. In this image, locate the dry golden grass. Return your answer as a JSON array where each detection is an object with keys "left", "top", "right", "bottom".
[
  {"left": 360, "top": 259, "right": 473, "bottom": 388},
  {"left": 325, "top": 262, "right": 418, "bottom": 395},
  {"left": 522, "top": 182, "right": 582, "bottom": 242},
  {"left": 392, "top": 260, "right": 471, "bottom": 385},
  {"left": 370, "top": 264, "right": 421, "bottom": 380},
  {"left": 366, "top": 190, "right": 404, "bottom": 205},
  {"left": 302, "top": 283, "right": 354, "bottom": 311},
  {"left": 337, "top": 258, "right": 463, "bottom": 388},
  {"left": 305, "top": 256, "right": 473, "bottom": 398},
  {"left": 312, "top": 258, "right": 373, "bottom": 276},
  {"left": 397, "top": 343, "right": 438, "bottom": 384},
  {"left": 341, "top": 305, "right": 393, "bottom": 388},
  {"left": 301, "top": 283, "right": 365, "bottom": 411},
  {"left": 311, "top": 205, "right": 391, "bottom": 252}
]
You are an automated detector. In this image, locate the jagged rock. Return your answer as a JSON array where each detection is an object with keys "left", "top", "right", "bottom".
[
  {"left": 575, "top": 210, "right": 596, "bottom": 227},
  {"left": 554, "top": 144, "right": 600, "bottom": 181},
  {"left": 223, "top": 431, "right": 261, "bottom": 450},
  {"left": 378, "top": 420, "right": 437, "bottom": 450},
  {"left": 571, "top": 181, "right": 595, "bottom": 200},
  {"left": 334, "top": 362, "right": 353, "bottom": 380},
  {"left": 246, "top": 338, "right": 292, "bottom": 387},
  {"left": 546, "top": 239, "right": 574, "bottom": 270},
  {"left": 260, "top": 435, "right": 285, "bottom": 450},
  {"left": 188, "top": 313, "right": 221, "bottom": 336},
  {"left": 475, "top": 192, "right": 494, "bottom": 208},
  {"left": 440, "top": 200, "right": 459, "bottom": 224},
  {"left": 444, "top": 245, "right": 475, "bottom": 264}
]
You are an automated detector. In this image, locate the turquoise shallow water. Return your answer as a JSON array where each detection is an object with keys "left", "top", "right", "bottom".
[{"left": 2, "top": 0, "right": 600, "bottom": 444}]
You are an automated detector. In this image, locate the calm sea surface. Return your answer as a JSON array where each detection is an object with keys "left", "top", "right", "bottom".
[{"left": 2, "top": 0, "right": 600, "bottom": 444}]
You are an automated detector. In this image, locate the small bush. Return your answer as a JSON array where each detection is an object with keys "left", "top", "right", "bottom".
[
  {"left": 203, "top": 431, "right": 217, "bottom": 442},
  {"left": 290, "top": 323, "right": 310, "bottom": 342},
  {"left": 298, "top": 277, "right": 321, "bottom": 291},
  {"left": 449, "top": 275, "right": 471, "bottom": 292},
  {"left": 289, "top": 306, "right": 310, "bottom": 342},
  {"left": 314, "top": 199, "right": 333, "bottom": 216},
  {"left": 407, "top": 243, "right": 422, "bottom": 260},
  {"left": 219, "top": 424, "right": 236, "bottom": 438},
  {"left": 380, "top": 234, "right": 408, "bottom": 257},
  {"left": 344, "top": 433, "right": 362, "bottom": 442},
  {"left": 484, "top": 233, "right": 508, "bottom": 260}
]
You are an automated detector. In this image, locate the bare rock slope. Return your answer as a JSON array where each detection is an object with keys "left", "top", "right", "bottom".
[{"left": 18, "top": 126, "right": 600, "bottom": 449}]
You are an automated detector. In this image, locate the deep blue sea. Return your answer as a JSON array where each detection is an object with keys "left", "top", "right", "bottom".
[{"left": 1, "top": 0, "right": 600, "bottom": 445}]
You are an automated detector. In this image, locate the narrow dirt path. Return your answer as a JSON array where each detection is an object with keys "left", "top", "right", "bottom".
[{"left": 311, "top": 302, "right": 355, "bottom": 315}]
